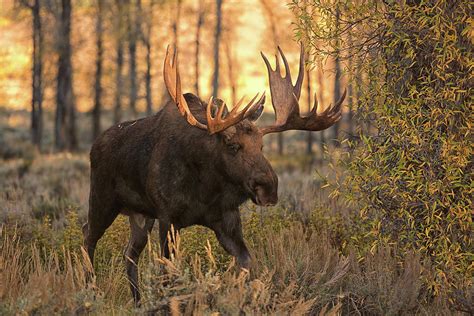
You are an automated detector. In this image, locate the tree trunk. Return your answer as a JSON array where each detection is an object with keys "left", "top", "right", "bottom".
[
  {"left": 355, "top": 55, "right": 362, "bottom": 134},
  {"left": 55, "top": 0, "right": 76, "bottom": 151},
  {"left": 194, "top": 0, "right": 204, "bottom": 96},
  {"left": 317, "top": 67, "right": 325, "bottom": 166},
  {"left": 64, "top": 0, "right": 77, "bottom": 150},
  {"left": 224, "top": 37, "right": 237, "bottom": 105},
  {"left": 114, "top": 0, "right": 125, "bottom": 123},
  {"left": 260, "top": 0, "right": 283, "bottom": 155},
  {"left": 305, "top": 67, "right": 313, "bottom": 154},
  {"left": 332, "top": 60, "right": 342, "bottom": 146},
  {"left": 172, "top": 0, "right": 182, "bottom": 49},
  {"left": 260, "top": 0, "right": 279, "bottom": 47},
  {"left": 114, "top": 41, "right": 124, "bottom": 123},
  {"left": 347, "top": 27, "right": 354, "bottom": 139},
  {"left": 331, "top": 7, "right": 341, "bottom": 146},
  {"left": 128, "top": 0, "right": 139, "bottom": 116},
  {"left": 31, "top": 0, "right": 43, "bottom": 149},
  {"left": 347, "top": 64, "right": 354, "bottom": 139},
  {"left": 144, "top": 1, "right": 153, "bottom": 115},
  {"left": 212, "top": 0, "right": 223, "bottom": 98},
  {"left": 92, "top": 0, "right": 104, "bottom": 141},
  {"left": 145, "top": 39, "right": 152, "bottom": 115}
]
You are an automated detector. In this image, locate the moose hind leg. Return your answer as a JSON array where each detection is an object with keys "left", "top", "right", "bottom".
[
  {"left": 124, "top": 213, "right": 155, "bottom": 305},
  {"left": 83, "top": 195, "right": 120, "bottom": 267}
]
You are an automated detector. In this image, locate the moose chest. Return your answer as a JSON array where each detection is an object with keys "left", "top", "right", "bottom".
[{"left": 141, "top": 164, "right": 244, "bottom": 228}]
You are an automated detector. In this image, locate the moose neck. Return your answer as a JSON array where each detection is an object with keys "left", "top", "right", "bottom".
[
  {"left": 182, "top": 129, "right": 248, "bottom": 210},
  {"left": 157, "top": 98, "right": 249, "bottom": 212}
]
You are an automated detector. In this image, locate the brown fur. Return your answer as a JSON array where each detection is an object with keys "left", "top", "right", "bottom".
[{"left": 83, "top": 93, "right": 277, "bottom": 304}]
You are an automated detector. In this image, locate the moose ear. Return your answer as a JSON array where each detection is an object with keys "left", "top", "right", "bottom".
[{"left": 247, "top": 104, "right": 264, "bottom": 122}]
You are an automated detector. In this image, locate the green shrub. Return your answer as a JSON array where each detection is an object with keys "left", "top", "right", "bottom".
[
  {"left": 292, "top": 0, "right": 472, "bottom": 295},
  {"left": 61, "top": 210, "right": 84, "bottom": 252}
]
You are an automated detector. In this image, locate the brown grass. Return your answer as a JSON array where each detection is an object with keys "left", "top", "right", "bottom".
[{"left": 0, "top": 221, "right": 463, "bottom": 315}]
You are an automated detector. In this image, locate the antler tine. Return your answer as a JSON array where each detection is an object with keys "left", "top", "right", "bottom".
[
  {"left": 323, "top": 88, "right": 346, "bottom": 117},
  {"left": 294, "top": 44, "right": 305, "bottom": 100},
  {"left": 274, "top": 53, "right": 281, "bottom": 73},
  {"left": 174, "top": 50, "right": 183, "bottom": 108},
  {"left": 204, "top": 92, "right": 265, "bottom": 135},
  {"left": 205, "top": 95, "right": 214, "bottom": 126},
  {"left": 229, "top": 93, "right": 260, "bottom": 120},
  {"left": 311, "top": 92, "right": 319, "bottom": 115},
  {"left": 229, "top": 96, "right": 245, "bottom": 115},
  {"left": 260, "top": 47, "right": 302, "bottom": 128},
  {"left": 275, "top": 45, "right": 304, "bottom": 100},
  {"left": 240, "top": 93, "right": 260, "bottom": 115},
  {"left": 239, "top": 93, "right": 265, "bottom": 122},
  {"left": 277, "top": 46, "right": 290, "bottom": 79},
  {"left": 216, "top": 99, "right": 227, "bottom": 119},
  {"left": 245, "top": 93, "right": 266, "bottom": 119},
  {"left": 261, "top": 51, "right": 274, "bottom": 74},
  {"left": 333, "top": 88, "right": 347, "bottom": 113}
]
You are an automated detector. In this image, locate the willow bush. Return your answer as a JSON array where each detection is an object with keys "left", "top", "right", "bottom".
[{"left": 291, "top": 0, "right": 472, "bottom": 295}]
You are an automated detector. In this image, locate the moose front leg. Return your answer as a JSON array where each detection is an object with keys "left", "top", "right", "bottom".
[{"left": 211, "top": 210, "right": 251, "bottom": 269}]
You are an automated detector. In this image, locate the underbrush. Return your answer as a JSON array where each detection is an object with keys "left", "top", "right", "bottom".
[
  {"left": 0, "top": 211, "right": 465, "bottom": 315},
  {"left": 0, "top": 154, "right": 471, "bottom": 315}
]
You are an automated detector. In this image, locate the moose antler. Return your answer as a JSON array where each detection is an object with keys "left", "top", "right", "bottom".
[
  {"left": 260, "top": 44, "right": 346, "bottom": 135},
  {"left": 164, "top": 46, "right": 265, "bottom": 135}
]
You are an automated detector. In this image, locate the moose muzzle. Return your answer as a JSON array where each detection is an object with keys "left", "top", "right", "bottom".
[{"left": 248, "top": 162, "right": 278, "bottom": 207}]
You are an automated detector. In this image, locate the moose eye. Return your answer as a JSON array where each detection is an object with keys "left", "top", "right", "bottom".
[{"left": 227, "top": 143, "right": 241, "bottom": 154}]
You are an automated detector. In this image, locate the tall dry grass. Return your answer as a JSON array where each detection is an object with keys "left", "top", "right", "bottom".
[{"left": 1, "top": 218, "right": 463, "bottom": 315}]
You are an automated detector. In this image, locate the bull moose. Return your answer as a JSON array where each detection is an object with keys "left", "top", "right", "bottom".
[{"left": 82, "top": 44, "right": 346, "bottom": 304}]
